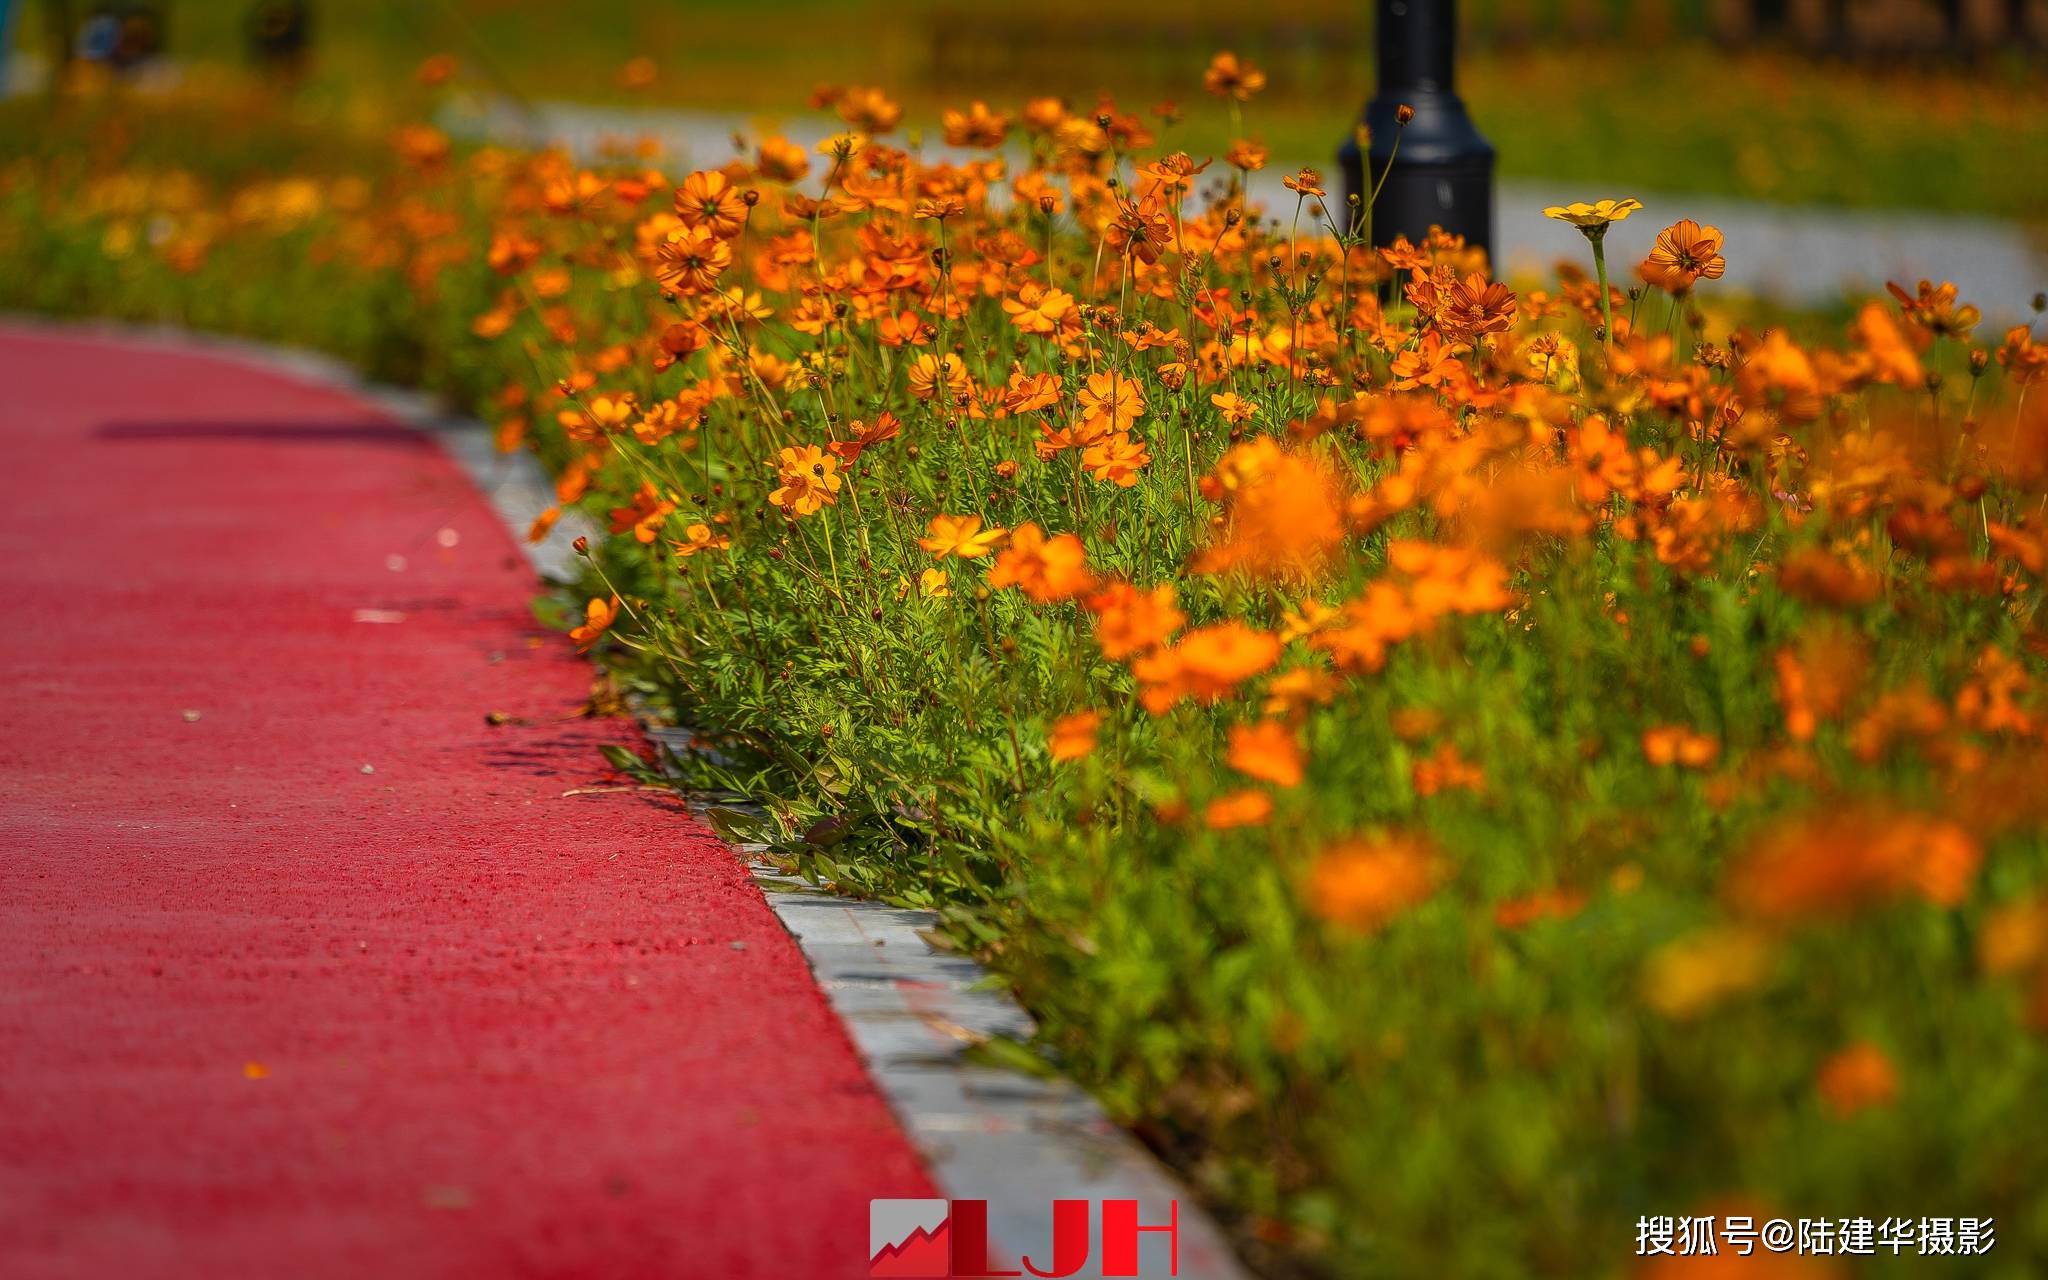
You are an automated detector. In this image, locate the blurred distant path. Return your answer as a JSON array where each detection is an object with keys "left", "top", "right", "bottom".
[
  {"left": 450, "top": 99, "right": 2046, "bottom": 327},
  {"left": 0, "top": 325, "right": 932, "bottom": 1278}
]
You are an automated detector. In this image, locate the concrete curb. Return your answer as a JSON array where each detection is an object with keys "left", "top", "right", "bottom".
[{"left": 2, "top": 314, "right": 1255, "bottom": 1280}]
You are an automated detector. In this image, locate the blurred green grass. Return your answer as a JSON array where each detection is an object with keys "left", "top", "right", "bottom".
[{"left": 16, "top": 1, "right": 2046, "bottom": 220}]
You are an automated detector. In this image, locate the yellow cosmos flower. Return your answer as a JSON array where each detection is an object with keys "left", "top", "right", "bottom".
[{"left": 1541, "top": 197, "right": 1644, "bottom": 233}]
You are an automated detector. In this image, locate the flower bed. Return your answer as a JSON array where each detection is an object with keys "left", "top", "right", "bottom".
[{"left": 5, "top": 59, "right": 2048, "bottom": 1277}]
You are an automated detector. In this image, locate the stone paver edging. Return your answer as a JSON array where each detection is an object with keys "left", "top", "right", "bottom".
[{"left": 9, "top": 315, "right": 1251, "bottom": 1280}]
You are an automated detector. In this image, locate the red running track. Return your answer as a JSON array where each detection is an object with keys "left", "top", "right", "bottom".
[{"left": 0, "top": 326, "right": 932, "bottom": 1279}]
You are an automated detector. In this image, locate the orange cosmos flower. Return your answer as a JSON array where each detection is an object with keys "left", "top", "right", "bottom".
[
  {"left": 674, "top": 170, "right": 748, "bottom": 239},
  {"left": 415, "top": 53, "right": 457, "bottom": 86},
  {"left": 908, "top": 352, "right": 970, "bottom": 403},
  {"left": 1379, "top": 236, "right": 1430, "bottom": 272},
  {"left": 654, "top": 226, "right": 733, "bottom": 293},
  {"left": 1388, "top": 331, "right": 1467, "bottom": 390},
  {"left": 526, "top": 506, "right": 561, "bottom": 544},
  {"left": 1817, "top": 1042, "right": 1899, "bottom": 1117},
  {"left": 1035, "top": 420, "right": 1086, "bottom": 460},
  {"left": 913, "top": 195, "right": 967, "bottom": 221},
  {"left": 1076, "top": 370, "right": 1145, "bottom": 434},
  {"left": 1083, "top": 432, "right": 1152, "bottom": 488},
  {"left": 756, "top": 136, "right": 810, "bottom": 182},
  {"left": 1726, "top": 805, "right": 1982, "bottom": 919},
  {"left": 544, "top": 172, "right": 606, "bottom": 217},
  {"left": 825, "top": 412, "right": 902, "bottom": 462},
  {"left": 941, "top": 101, "right": 1010, "bottom": 148},
  {"left": 568, "top": 596, "right": 619, "bottom": 651},
  {"left": 1086, "top": 582, "right": 1184, "bottom": 659},
  {"left": 768, "top": 445, "right": 842, "bottom": 517},
  {"left": 393, "top": 123, "right": 451, "bottom": 170},
  {"left": 1048, "top": 710, "right": 1102, "bottom": 762},
  {"left": 1640, "top": 219, "right": 1726, "bottom": 293},
  {"left": 1135, "top": 622, "right": 1281, "bottom": 712},
  {"left": 1886, "top": 278, "right": 1981, "bottom": 339},
  {"left": 987, "top": 522, "right": 1093, "bottom": 603},
  {"left": 784, "top": 192, "right": 846, "bottom": 221},
  {"left": 1997, "top": 323, "right": 2048, "bottom": 384},
  {"left": 1202, "top": 51, "right": 1267, "bottom": 102},
  {"left": 1308, "top": 834, "right": 1441, "bottom": 933},
  {"left": 1278, "top": 598, "right": 1341, "bottom": 644},
  {"left": 1009, "top": 171, "right": 1061, "bottom": 218},
  {"left": 632, "top": 398, "right": 697, "bottom": 447},
  {"left": 1263, "top": 666, "right": 1340, "bottom": 720},
  {"left": 1281, "top": 168, "right": 1326, "bottom": 199},
  {"left": 1980, "top": 896, "right": 2048, "bottom": 977},
  {"left": 617, "top": 56, "right": 657, "bottom": 90},
  {"left": 1193, "top": 445, "right": 1346, "bottom": 581},
  {"left": 1443, "top": 274, "right": 1517, "bottom": 339},
  {"left": 1209, "top": 393, "right": 1258, "bottom": 424},
  {"left": 1412, "top": 742, "right": 1485, "bottom": 796},
  {"left": 1003, "top": 282, "right": 1075, "bottom": 336},
  {"left": 836, "top": 86, "right": 902, "bottom": 133},
  {"left": 1736, "top": 329, "right": 1824, "bottom": 422},
  {"left": 1003, "top": 371, "right": 1063, "bottom": 415},
  {"left": 919, "top": 514, "right": 1007, "bottom": 559},
  {"left": 1776, "top": 546, "right": 1883, "bottom": 607},
  {"left": 1492, "top": 887, "right": 1585, "bottom": 929},
  {"left": 1105, "top": 197, "right": 1173, "bottom": 264},
  {"left": 1203, "top": 789, "right": 1274, "bottom": 830},
  {"left": 1226, "top": 720, "right": 1305, "bottom": 788},
  {"left": 1135, "top": 152, "right": 1212, "bottom": 201},
  {"left": 1225, "top": 138, "right": 1268, "bottom": 172},
  {"left": 1389, "top": 541, "right": 1514, "bottom": 620},
  {"left": 608, "top": 481, "right": 676, "bottom": 544},
  {"left": 1640, "top": 725, "right": 1720, "bottom": 769},
  {"left": 577, "top": 392, "right": 638, "bottom": 435},
  {"left": 1020, "top": 97, "right": 1066, "bottom": 133},
  {"left": 671, "top": 522, "right": 731, "bottom": 559},
  {"left": 1956, "top": 645, "right": 2034, "bottom": 736},
  {"left": 877, "top": 310, "right": 936, "bottom": 348}
]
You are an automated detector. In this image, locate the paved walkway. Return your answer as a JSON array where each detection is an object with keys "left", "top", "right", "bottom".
[{"left": 0, "top": 326, "right": 932, "bottom": 1279}]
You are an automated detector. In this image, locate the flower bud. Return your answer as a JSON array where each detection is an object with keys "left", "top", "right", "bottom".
[{"left": 1396, "top": 103, "right": 1416, "bottom": 125}]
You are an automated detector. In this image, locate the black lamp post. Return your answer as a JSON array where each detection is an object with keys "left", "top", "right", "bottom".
[
  {"left": 246, "top": 0, "right": 312, "bottom": 74},
  {"left": 1337, "top": 0, "right": 1495, "bottom": 258}
]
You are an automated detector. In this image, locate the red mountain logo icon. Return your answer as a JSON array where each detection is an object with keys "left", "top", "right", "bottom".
[
  {"left": 871, "top": 1198, "right": 953, "bottom": 1277},
  {"left": 869, "top": 1219, "right": 952, "bottom": 1276}
]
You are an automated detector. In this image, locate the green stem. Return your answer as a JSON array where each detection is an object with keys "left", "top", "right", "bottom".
[{"left": 1591, "top": 235, "right": 1615, "bottom": 348}]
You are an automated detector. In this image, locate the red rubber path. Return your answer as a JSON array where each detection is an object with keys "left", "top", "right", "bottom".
[{"left": 0, "top": 327, "right": 933, "bottom": 1279}]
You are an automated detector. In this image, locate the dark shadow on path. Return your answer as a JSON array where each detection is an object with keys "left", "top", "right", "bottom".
[{"left": 95, "top": 419, "right": 431, "bottom": 446}]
